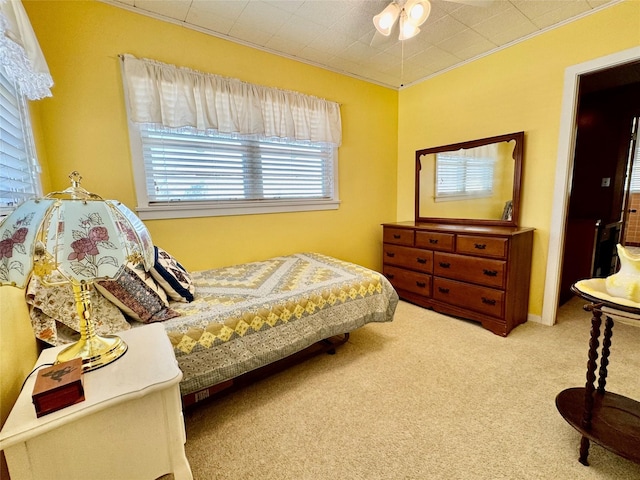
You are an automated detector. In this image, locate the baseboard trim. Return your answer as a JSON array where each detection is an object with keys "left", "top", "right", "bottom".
[{"left": 528, "top": 313, "right": 551, "bottom": 326}]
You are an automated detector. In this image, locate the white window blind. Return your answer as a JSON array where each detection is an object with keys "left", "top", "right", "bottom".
[
  {"left": 435, "top": 152, "right": 495, "bottom": 201},
  {"left": 140, "top": 125, "right": 334, "bottom": 204},
  {"left": 0, "top": 66, "right": 41, "bottom": 216}
]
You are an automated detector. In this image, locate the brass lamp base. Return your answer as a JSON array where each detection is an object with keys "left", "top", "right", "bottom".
[{"left": 57, "top": 334, "right": 128, "bottom": 372}]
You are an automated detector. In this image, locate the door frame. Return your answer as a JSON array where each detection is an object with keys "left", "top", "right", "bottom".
[
  {"left": 621, "top": 117, "right": 640, "bottom": 246},
  {"left": 541, "top": 46, "right": 640, "bottom": 326}
]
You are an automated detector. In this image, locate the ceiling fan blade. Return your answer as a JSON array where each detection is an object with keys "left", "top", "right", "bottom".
[{"left": 370, "top": 29, "right": 395, "bottom": 48}]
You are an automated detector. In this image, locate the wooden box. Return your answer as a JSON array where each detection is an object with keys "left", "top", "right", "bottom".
[{"left": 32, "top": 358, "right": 85, "bottom": 417}]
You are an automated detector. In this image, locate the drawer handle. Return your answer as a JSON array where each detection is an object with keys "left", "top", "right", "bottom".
[
  {"left": 439, "top": 262, "right": 450, "bottom": 268},
  {"left": 429, "top": 238, "right": 438, "bottom": 244},
  {"left": 416, "top": 257, "right": 427, "bottom": 264},
  {"left": 386, "top": 252, "right": 395, "bottom": 258},
  {"left": 386, "top": 273, "right": 395, "bottom": 279},
  {"left": 393, "top": 234, "right": 401, "bottom": 239},
  {"left": 474, "top": 243, "right": 487, "bottom": 250},
  {"left": 416, "top": 281, "right": 426, "bottom": 288},
  {"left": 483, "top": 269, "right": 498, "bottom": 277},
  {"left": 438, "top": 287, "right": 449, "bottom": 294},
  {"left": 481, "top": 297, "right": 496, "bottom": 306}
]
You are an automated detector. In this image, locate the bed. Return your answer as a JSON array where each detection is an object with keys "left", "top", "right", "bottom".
[{"left": 27, "top": 252, "right": 398, "bottom": 408}]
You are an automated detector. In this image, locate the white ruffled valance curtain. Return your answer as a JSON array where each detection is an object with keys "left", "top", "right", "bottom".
[
  {"left": 121, "top": 54, "right": 342, "bottom": 146},
  {"left": 0, "top": 0, "right": 52, "bottom": 100}
]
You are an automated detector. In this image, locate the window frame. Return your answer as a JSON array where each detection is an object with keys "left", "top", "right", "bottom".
[{"left": 126, "top": 123, "right": 340, "bottom": 220}]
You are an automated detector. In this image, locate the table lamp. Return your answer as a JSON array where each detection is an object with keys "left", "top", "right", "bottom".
[{"left": 0, "top": 171, "right": 154, "bottom": 371}]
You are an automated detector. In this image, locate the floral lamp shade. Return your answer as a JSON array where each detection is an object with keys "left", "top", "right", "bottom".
[
  {"left": 0, "top": 191, "right": 153, "bottom": 288},
  {"left": 0, "top": 172, "right": 154, "bottom": 371}
]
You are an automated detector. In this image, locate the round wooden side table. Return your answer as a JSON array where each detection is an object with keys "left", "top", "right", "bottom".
[{"left": 555, "top": 284, "right": 640, "bottom": 466}]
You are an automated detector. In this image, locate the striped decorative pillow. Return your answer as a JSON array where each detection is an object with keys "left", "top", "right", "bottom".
[
  {"left": 96, "top": 263, "right": 180, "bottom": 323},
  {"left": 150, "top": 246, "right": 195, "bottom": 302}
]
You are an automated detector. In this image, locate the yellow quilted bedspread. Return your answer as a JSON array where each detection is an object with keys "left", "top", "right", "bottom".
[
  {"left": 156, "top": 252, "right": 398, "bottom": 396},
  {"left": 165, "top": 253, "right": 384, "bottom": 354}
]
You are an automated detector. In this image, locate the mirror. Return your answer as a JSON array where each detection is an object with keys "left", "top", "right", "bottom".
[{"left": 415, "top": 131, "right": 524, "bottom": 227}]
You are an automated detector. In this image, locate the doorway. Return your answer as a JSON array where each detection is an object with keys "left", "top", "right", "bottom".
[
  {"left": 558, "top": 64, "right": 640, "bottom": 305},
  {"left": 542, "top": 47, "right": 640, "bottom": 326}
]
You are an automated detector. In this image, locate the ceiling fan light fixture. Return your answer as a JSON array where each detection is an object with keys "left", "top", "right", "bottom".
[
  {"left": 398, "top": 13, "right": 421, "bottom": 41},
  {"left": 373, "top": 2, "right": 401, "bottom": 36},
  {"left": 405, "top": 0, "right": 431, "bottom": 27}
]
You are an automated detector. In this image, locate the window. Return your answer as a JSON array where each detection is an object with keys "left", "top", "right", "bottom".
[
  {"left": 0, "top": 66, "right": 41, "bottom": 217},
  {"left": 435, "top": 152, "right": 495, "bottom": 201},
  {"left": 132, "top": 125, "right": 336, "bottom": 218},
  {"left": 121, "top": 55, "right": 342, "bottom": 220}
]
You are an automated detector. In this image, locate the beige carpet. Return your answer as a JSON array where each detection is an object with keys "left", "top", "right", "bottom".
[{"left": 183, "top": 299, "right": 640, "bottom": 480}]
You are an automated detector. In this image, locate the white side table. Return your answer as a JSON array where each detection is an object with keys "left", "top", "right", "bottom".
[{"left": 0, "top": 323, "right": 193, "bottom": 480}]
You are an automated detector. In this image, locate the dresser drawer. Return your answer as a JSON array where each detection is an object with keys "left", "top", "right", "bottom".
[
  {"left": 415, "top": 231, "right": 455, "bottom": 252},
  {"left": 433, "top": 252, "right": 506, "bottom": 289},
  {"left": 433, "top": 277, "right": 504, "bottom": 319},
  {"left": 456, "top": 235, "right": 508, "bottom": 259},
  {"left": 383, "top": 227, "right": 414, "bottom": 246},
  {"left": 382, "top": 244, "right": 433, "bottom": 273},
  {"left": 383, "top": 266, "right": 431, "bottom": 297}
]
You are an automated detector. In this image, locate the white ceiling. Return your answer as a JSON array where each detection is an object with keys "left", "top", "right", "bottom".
[{"left": 103, "top": 0, "right": 619, "bottom": 89}]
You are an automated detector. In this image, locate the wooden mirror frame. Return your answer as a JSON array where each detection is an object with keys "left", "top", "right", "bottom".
[{"left": 415, "top": 131, "right": 524, "bottom": 227}]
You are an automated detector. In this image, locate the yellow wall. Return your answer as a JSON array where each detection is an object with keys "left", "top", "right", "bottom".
[
  {"left": 399, "top": 0, "right": 640, "bottom": 316},
  {"left": 0, "top": 287, "right": 39, "bottom": 478},
  {"left": 23, "top": 0, "right": 399, "bottom": 273},
  {"left": 20, "top": 0, "right": 640, "bottom": 320}
]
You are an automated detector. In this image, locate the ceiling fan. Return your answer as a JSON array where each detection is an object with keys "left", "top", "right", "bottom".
[
  {"left": 372, "top": 0, "right": 493, "bottom": 42},
  {"left": 373, "top": 0, "right": 431, "bottom": 41}
]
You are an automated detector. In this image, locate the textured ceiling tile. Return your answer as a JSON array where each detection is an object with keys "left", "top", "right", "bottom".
[
  {"left": 383, "top": 36, "right": 435, "bottom": 60},
  {"left": 406, "top": 45, "right": 459, "bottom": 66},
  {"left": 437, "top": 28, "right": 496, "bottom": 60},
  {"left": 265, "top": 35, "right": 306, "bottom": 56},
  {"left": 186, "top": 6, "right": 237, "bottom": 34},
  {"left": 306, "top": 28, "right": 354, "bottom": 54},
  {"left": 338, "top": 41, "right": 375, "bottom": 64},
  {"left": 445, "top": 0, "right": 513, "bottom": 27},
  {"left": 331, "top": 11, "right": 378, "bottom": 41},
  {"left": 472, "top": 5, "right": 538, "bottom": 44},
  {"left": 272, "top": 15, "right": 327, "bottom": 45},
  {"left": 228, "top": 22, "right": 273, "bottom": 46},
  {"left": 235, "top": 0, "right": 293, "bottom": 34},
  {"left": 293, "top": 0, "right": 356, "bottom": 28},
  {"left": 528, "top": 1, "right": 592, "bottom": 29},
  {"left": 487, "top": 19, "right": 539, "bottom": 46},
  {"left": 134, "top": 0, "right": 193, "bottom": 20},
  {"left": 299, "top": 45, "right": 336, "bottom": 64},
  {"left": 189, "top": 0, "right": 249, "bottom": 21},
  {"left": 370, "top": 49, "right": 403, "bottom": 67},
  {"left": 328, "top": 56, "right": 362, "bottom": 75},
  {"left": 268, "top": 0, "right": 305, "bottom": 14},
  {"left": 419, "top": 13, "right": 468, "bottom": 45}
]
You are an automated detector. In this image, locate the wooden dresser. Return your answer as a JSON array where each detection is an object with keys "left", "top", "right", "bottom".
[{"left": 382, "top": 222, "right": 534, "bottom": 336}]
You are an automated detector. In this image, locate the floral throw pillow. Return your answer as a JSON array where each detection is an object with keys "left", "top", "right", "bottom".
[
  {"left": 96, "top": 263, "right": 180, "bottom": 323},
  {"left": 26, "top": 274, "right": 131, "bottom": 346},
  {"left": 150, "top": 246, "right": 195, "bottom": 302}
]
